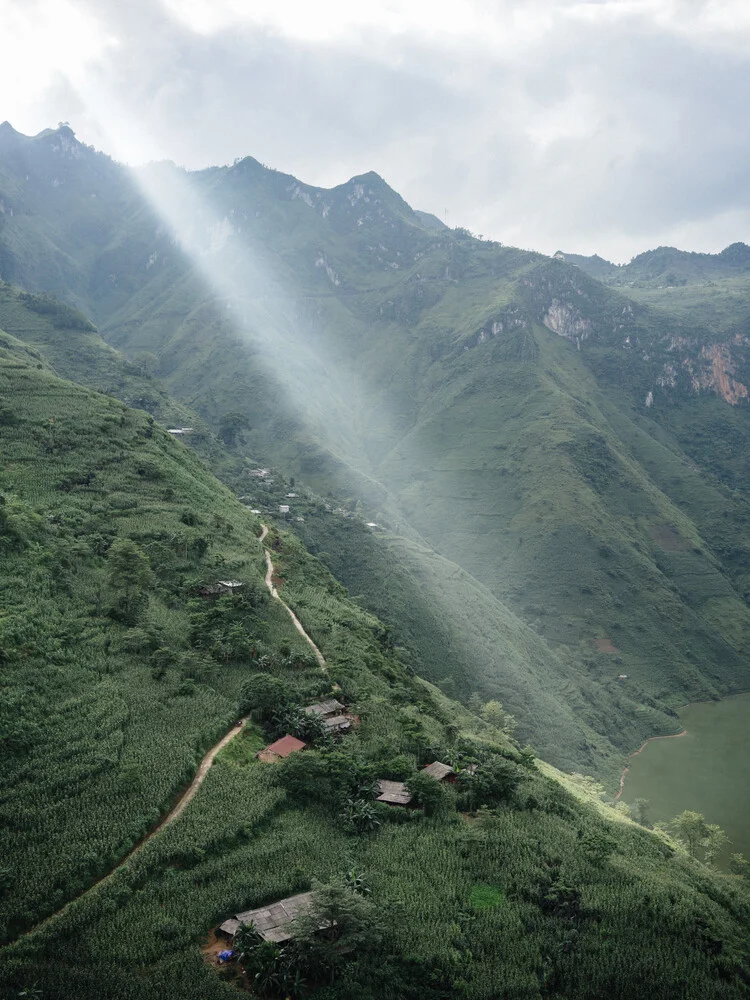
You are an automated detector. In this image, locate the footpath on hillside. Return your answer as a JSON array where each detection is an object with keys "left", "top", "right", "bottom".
[
  {"left": 259, "top": 523, "right": 327, "bottom": 670},
  {"left": 12, "top": 520, "right": 323, "bottom": 944}
]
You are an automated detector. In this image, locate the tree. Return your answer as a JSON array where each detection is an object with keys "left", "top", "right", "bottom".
[
  {"left": 480, "top": 699, "right": 517, "bottom": 735},
  {"left": 342, "top": 797, "right": 381, "bottom": 833},
  {"left": 239, "top": 673, "right": 292, "bottom": 720},
  {"left": 631, "top": 798, "right": 650, "bottom": 827},
  {"left": 729, "top": 853, "right": 750, "bottom": 878},
  {"left": 406, "top": 770, "right": 450, "bottom": 817},
  {"left": 218, "top": 411, "right": 251, "bottom": 447},
  {"left": 292, "top": 880, "right": 385, "bottom": 984},
  {"left": 107, "top": 538, "right": 152, "bottom": 621},
  {"left": 669, "top": 810, "right": 728, "bottom": 863}
]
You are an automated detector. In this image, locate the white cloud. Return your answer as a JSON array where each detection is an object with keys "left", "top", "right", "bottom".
[{"left": 1, "top": 0, "right": 749, "bottom": 260}]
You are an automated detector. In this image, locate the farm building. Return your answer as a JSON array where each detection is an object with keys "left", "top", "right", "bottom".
[
  {"left": 304, "top": 698, "right": 355, "bottom": 734},
  {"left": 422, "top": 761, "right": 454, "bottom": 782},
  {"left": 376, "top": 779, "right": 413, "bottom": 807},
  {"left": 219, "top": 891, "right": 315, "bottom": 943},
  {"left": 197, "top": 579, "right": 244, "bottom": 598},
  {"left": 255, "top": 734, "right": 306, "bottom": 763}
]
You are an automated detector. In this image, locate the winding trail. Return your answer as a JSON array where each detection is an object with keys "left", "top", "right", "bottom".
[
  {"left": 259, "top": 523, "right": 326, "bottom": 670},
  {"left": 11, "top": 718, "right": 250, "bottom": 942},
  {"left": 8, "top": 520, "right": 324, "bottom": 945},
  {"left": 614, "top": 729, "right": 688, "bottom": 800}
]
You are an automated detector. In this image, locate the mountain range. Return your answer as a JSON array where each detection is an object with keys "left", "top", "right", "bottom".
[
  {"left": 1, "top": 122, "right": 750, "bottom": 999},
  {"left": 3, "top": 123, "right": 750, "bottom": 784}
]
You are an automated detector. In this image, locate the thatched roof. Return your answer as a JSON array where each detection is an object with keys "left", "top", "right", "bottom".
[
  {"left": 376, "top": 779, "right": 413, "bottom": 806},
  {"left": 423, "top": 761, "right": 454, "bottom": 782},
  {"left": 220, "top": 891, "right": 315, "bottom": 943}
]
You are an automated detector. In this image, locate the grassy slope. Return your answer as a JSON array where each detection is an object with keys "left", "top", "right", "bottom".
[
  {"left": 2, "top": 127, "right": 750, "bottom": 784},
  {"left": 1, "top": 330, "right": 750, "bottom": 998}
]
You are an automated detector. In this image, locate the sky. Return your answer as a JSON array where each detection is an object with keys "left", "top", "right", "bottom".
[{"left": 1, "top": 0, "right": 750, "bottom": 261}]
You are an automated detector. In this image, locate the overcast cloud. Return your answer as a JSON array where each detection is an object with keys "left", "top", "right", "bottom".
[{"left": 2, "top": 0, "right": 750, "bottom": 260}]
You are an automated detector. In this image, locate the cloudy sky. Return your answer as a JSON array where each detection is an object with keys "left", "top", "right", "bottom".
[{"left": 1, "top": 0, "right": 749, "bottom": 261}]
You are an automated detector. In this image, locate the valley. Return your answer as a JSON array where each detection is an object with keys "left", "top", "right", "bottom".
[
  {"left": 622, "top": 692, "right": 750, "bottom": 870},
  {"left": 0, "top": 123, "right": 749, "bottom": 998}
]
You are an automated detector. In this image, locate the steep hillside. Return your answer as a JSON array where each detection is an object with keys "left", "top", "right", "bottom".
[
  {"left": 1, "top": 323, "right": 750, "bottom": 1000},
  {"left": 2, "top": 124, "right": 750, "bottom": 786}
]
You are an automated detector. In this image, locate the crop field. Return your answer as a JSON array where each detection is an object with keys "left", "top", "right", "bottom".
[{"left": 1, "top": 307, "right": 750, "bottom": 999}]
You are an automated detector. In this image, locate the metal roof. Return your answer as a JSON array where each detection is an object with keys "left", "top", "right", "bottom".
[
  {"left": 258, "top": 734, "right": 306, "bottom": 759},
  {"left": 304, "top": 698, "right": 345, "bottom": 718},
  {"left": 222, "top": 892, "right": 315, "bottom": 943},
  {"left": 376, "top": 779, "right": 413, "bottom": 806},
  {"left": 423, "top": 761, "right": 454, "bottom": 781}
]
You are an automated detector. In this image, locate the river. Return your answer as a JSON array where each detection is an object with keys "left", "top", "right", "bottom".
[{"left": 621, "top": 692, "right": 750, "bottom": 870}]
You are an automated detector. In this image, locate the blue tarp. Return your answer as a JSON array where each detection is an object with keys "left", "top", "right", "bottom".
[{"left": 218, "top": 950, "right": 234, "bottom": 962}]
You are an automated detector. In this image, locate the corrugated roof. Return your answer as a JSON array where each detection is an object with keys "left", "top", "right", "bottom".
[
  {"left": 376, "top": 779, "right": 413, "bottom": 806},
  {"left": 423, "top": 761, "right": 454, "bottom": 781},
  {"left": 304, "top": 698, "right": 345, "bottom": 717},
  {"left": 322, "top": 714, "right": 351, "bottom": 732},
  {"left": 259, "top": 734, "right": 306, "bottom": 759},
  {"left": 232, "top": 891, "right": 316, "bottom": 943}
]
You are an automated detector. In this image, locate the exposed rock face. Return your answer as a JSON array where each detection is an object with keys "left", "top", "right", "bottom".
[
  {"left": 543, "top": 299, "right": 592, "bottom": 348},
  {"left": 701, "top": 343, "right": 749, "bottom": 405}
]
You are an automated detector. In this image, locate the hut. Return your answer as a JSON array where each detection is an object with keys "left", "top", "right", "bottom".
[
  {"left": 376, "top": 779, "right": 413, "bottom": 807},
  {"left": 219, "top": 891, "right": 315, "bottom": 943},
  {"left": 255, "top": 734, "right": 306, "bottom": 763},
  {"left": 422, "top": 761, "right": 454, "bottom": 783},
  {"left": 304, "top": 698, "right": 355, "bottom": 734}
]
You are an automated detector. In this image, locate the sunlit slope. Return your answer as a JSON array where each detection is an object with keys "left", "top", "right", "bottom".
[
  {"left": 3, "top": 124, "right": 750, "bottom": 780},
  {"left": 8, "top": 330, "right": 750, "bottom": 1000}
]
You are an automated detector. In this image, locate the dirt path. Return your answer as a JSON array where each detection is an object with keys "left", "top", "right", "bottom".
[
  {"left": 259, "top": 523, "right": 326, "bottom": 670},
  {"left": 11, "top": 716, "right": 249, "bottom": 942},
  {"left": 614, "top": 729, "right": 688, "bottom": 800},
  {"left": 10, "top": 522, "right": 322, "bottom": 945}
]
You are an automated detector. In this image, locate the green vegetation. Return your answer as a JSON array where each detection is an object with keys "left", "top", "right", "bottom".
[
  {"left": 2, "top": 124, "right": 750, "bottom": 997},
  {"left": 0, "top": 299, "right": 749, "bottom": 997},
  {"left": 4, "top": 124, "right": 750, "bottom": 786}
]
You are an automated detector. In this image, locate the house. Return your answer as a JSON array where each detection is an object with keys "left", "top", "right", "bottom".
[
  {"left": 255, "top": 734, "right": 306, "bottom": 763},
  {"left": 219, "top": 891, "right": 315, "bottom": 943},
  {"left": 422, "top": 761, "right": 454, "bottom": 783},
  {"left": 279, "top": 505, "right": 290, "bottom": 514},
  {"left": 197, "top": 579, "right": 244, "bottom": 598},
  {"left": 167, "top": 427, "right": 195, "bottom": 436},
  {"left": 304, "top": 698, "right": 345, "bottom": 718},
  {"left": 304, "top": 699, "right": 355, "bottom": 734},
  {"left": 376, "top": 779, "right": 413, "bottom": 807}
]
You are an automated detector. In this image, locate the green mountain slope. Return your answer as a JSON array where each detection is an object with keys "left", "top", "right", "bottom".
[
  {"left": 1, "top": 311, "right": 750, "bottom": 1000},
  {"left": 2, "top": 124, "right": 750, "bottom": 787}
]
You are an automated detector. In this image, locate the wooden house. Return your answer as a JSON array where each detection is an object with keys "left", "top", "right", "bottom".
[
  {"left": 422, "top": 761, "right": 455, "bottom": 783},
  {"left": 303, "top": 698, "right": 354, "bottom": 733},
  {"left": 376, "top": 779, "right": 413, "bottom": 807},
  {"left": 219, "top": 891, "right": 315, "bottom": 943},
  {"left": 255, "top": 734, "right": 306, "bottom": 763}
]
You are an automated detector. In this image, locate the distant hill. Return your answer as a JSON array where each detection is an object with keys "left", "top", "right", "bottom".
[
  {"left": 556, "top": 242, "right": 750, "bottom": 287},
  {"left": 2, "top": 291, "right": 750, "bottom": 999},
  {"left": 2, "top": 123, "right": 750, "bottom": 789},
  {"left": 414, "top": 209, "right": 449, "bottom": 230}
]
